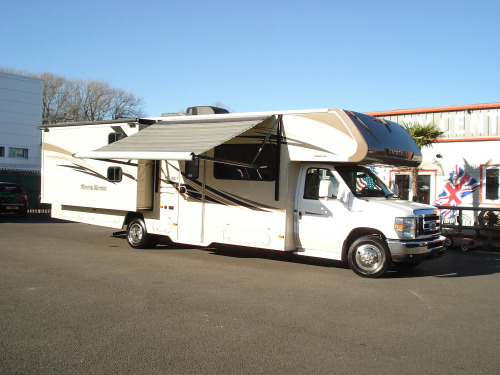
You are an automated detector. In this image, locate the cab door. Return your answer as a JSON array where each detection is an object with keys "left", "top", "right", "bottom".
[{"left": 294, "top": 165, "right": 348, "bottom": 255}]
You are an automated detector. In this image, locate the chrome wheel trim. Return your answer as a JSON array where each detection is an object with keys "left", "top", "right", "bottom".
[
  {"left": 128, "top": 222, "right": 143, "bottom": 245},
  {"left": 355, "top": 244, "right": 385, "bottom": 273}
]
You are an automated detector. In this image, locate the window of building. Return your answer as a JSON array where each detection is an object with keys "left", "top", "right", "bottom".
[
  {"left": 213, "top": 144, "right": 277, "bottom": 181},
  {"left": 108, "top": 132, "right": 124, "bottom": 144},
  {"left": 107, "top": 167, "right": 122, "bottom": 182},
  {"left": 392, "top": 171, "right": 434, "bottom": 204},
  {"left": 8, "top": 147, "right": 29, "bottom": 158},
  {"left": 483, "top": 166, "right": 499, "bottom": 202},
  {"left": 0, "top": 147, "right": 4, "bottom": 157}
]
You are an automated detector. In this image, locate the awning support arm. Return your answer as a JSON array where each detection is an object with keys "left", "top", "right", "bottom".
[
  {"left": 195, "top": 155, "right": 265, "bottom": 170},
  {"left": 251, "top": 116, "right": 279, "bottom": 165},
  {"left": 274, "top": 115, "right": 283, "bottom": 201}
]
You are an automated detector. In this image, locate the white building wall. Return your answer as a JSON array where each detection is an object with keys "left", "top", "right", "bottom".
[
  {"left": 0, "top": 72, "right": 43, "bottom": 170},
  {"left": 368, "top": 104, "right": 500, "bottom": 220}
]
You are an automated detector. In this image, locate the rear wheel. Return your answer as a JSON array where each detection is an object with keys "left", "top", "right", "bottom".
[
  {"left": 126, "top": 217, "right": 157, "bottom": 249},
  {"left": 348, "top": 235, "right": 391, "bottom": 278}
]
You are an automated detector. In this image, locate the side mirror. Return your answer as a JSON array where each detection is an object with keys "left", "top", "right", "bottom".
[{"left": 338, "top": 183, "right": 351, "bottom": 203}]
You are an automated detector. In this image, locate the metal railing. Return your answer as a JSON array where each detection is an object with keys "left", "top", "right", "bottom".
[{"left": 438, "top": 205, "right": 500, "bottom": 250}]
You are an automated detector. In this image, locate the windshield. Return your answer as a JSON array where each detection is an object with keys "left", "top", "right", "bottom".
[{"left": 334, "top": 165, "right": 393, "bottom": 198}]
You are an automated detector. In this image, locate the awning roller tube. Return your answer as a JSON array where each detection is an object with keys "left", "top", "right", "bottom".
[{"left": 74, "top": 151, "right": 194, "bottom": 160}]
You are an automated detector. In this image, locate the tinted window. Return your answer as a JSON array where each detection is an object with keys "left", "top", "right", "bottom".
[
  {"left": 107, "top": 167, "right": 122, "bottom": 182},
  {"left": 185, "top": 159, "right": 199, "bottom": 180},
  {"left": 486, "top": 168, "right": 499, "bottom": 200},
  {"left": 213, "top": 144, "right": 277, "bottom": 181}
]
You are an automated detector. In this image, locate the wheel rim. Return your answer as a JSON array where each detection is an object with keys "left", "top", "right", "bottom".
[
  {"left": 355, "top": 244, "right": 385, "bottom": 273},
  {"left": 128, "top": 222, "right": 143, "bottom": 245}
]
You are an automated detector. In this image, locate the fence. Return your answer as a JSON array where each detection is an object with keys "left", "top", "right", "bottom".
[
  {"left": 0, "top": 167, "right": 50, "bottom": 214},
  {"left": 438, "top": 205, "right": 500, "bottom": 250}
]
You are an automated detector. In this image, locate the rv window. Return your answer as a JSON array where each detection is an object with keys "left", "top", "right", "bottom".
[
  {"left": 213, "top": 144, "right": 277, "bottom": 181},
  {"left": 185, "top": 159, "right": 199, "bottom": 180},
  {"left": 304, "top": 168, "right": 338, "bottom": 199},
  {"left": 107, "top": 167, "right": 122, "bottom": 182},
  {"left": 108, "top": 132, "right": 124, "bottom": 144},
  {"left": 335, "top": 165, "right": 390, "bottom": 198},
  {"left": 485, "top": 168, "right": 499, "bottom": 200}
]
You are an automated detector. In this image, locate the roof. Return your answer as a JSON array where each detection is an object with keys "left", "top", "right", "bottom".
[{"left": 366, "top": 102, "right": 500, "bottom": 117}]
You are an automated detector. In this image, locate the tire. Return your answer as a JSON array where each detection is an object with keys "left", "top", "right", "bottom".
[
  {"left": 126, "top": 217, "right": 157, "bottom": 249},
  {"left": 347, "top": 235, "right": 391, "bottom": 278}
]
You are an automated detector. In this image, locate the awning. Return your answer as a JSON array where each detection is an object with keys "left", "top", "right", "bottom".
[{"left": 74, "top": 115, "right": 271, "bottom": 160}]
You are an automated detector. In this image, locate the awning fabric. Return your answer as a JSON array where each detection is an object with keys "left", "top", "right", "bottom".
[{"left": 74, "top": 116, "right": 271, "bottom": 160}]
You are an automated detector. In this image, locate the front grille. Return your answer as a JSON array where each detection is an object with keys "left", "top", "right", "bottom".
[{"left": 417, "top": 214, "right": 441, "bottom": 238}]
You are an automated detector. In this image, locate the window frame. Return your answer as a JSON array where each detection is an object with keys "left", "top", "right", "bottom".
[
  {"left": 108, "top": 132, "right": 124, "bottom": 144},
  {"left": 481, "top": 164, "right": 500, "bottom": 206},
  {"left": 213, "top": 143, "right": 277, "bottom": 181},
  {"left": 8, "top": 147, "right": 29, "bottom": 159},
  {"left": 107, "top": 167, "right": 122, "bottom": 182}
]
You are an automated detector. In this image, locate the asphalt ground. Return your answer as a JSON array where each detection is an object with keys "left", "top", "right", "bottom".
[{"left": 0, "top": 215, "right": 499, "bottom": 374}]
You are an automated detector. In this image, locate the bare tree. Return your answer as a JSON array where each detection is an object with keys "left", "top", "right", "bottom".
[
  {"left": 78, "top": 80, "right": 114, "bottom": 121},
  {"left": 40, "top": 72, "right": 78, "bottom": 123},
  {"left": 110, "top": 88, "right": 145, "bottom": 119}
]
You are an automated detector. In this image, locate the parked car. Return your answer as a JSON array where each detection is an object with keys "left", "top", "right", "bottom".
[{"left": 0, "top": 182, "right": 28, "bottom": 217}]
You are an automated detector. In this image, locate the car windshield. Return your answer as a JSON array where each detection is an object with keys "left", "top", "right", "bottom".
[{"left": 334, "top": 165, "right": 393, "bottom": 198}]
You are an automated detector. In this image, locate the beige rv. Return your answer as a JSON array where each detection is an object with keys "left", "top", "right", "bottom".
[{"left": 40, "top": 106, "right": 445, "bottom": 277}]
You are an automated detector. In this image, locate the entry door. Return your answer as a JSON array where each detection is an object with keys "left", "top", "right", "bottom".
[
  {"left": 177, "top": 159, "right": 205, "bottom": 244},
  {"left": 158, "top": 161, "right": 180, "bottom": 239},
  {"left": 295, "top": 166, "right": 347, "bottom": 254}
]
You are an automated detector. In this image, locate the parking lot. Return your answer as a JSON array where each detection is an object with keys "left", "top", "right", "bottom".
[{"left": 1, "top": 215, "right": 499, "bottom": 374}]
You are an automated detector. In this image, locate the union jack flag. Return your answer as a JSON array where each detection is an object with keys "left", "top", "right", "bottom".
[{"left": 436, "top": 165, "right": 479, "bottom": 219}]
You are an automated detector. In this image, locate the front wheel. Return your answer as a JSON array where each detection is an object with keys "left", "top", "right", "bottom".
[
  {"left": 126, "top": 217, "right": 157, "bottom": 249},
  {"left": 347, "top": 236, "right": 391, "bottom": 278}
]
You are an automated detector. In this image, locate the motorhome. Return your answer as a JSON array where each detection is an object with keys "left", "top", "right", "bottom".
[{"left": 40, "top": 107, "right": 445, "bottom": 277}]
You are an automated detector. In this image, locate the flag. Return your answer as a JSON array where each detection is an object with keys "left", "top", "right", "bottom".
[
  {"left": 356, "top": 174, "right": 381, "bottom": 192},
  {"left": 436, "top": 165, "right": 479, "bottom": 219}
]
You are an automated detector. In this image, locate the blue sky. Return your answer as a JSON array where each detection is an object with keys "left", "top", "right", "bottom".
[{"left": 1, "top": 0, "right": 499, "bottom": 116}]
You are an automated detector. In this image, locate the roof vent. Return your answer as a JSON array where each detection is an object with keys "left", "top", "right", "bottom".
[{"left": 186, "top": 106, "right": 230, "bottom": 115}]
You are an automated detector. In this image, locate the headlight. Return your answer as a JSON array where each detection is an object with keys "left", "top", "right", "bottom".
[{"left": 395, "top": 217, "right": 416, "bottom": 239}]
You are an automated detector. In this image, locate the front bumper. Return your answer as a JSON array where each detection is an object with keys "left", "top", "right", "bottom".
[{"left": 387, "top": 235, "right": 446, "bottom": 263}]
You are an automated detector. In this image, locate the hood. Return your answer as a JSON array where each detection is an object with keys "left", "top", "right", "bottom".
[{"left": 351, "top": 197, "right": 438, "bottom": 217}]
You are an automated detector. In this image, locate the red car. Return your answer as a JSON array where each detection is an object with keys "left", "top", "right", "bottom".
[{"left": 0, "top": 182, "right": 28, "bottom": 217}]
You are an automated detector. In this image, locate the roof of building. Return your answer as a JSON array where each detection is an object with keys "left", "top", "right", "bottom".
[{"left": 366, "top": 102, "right": 500, "bottom": 117}]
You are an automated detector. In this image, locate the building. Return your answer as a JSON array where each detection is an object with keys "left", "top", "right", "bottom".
[
  {"left": 367, "top": 103, "right": 500, "bottom": 224},
  {"left": 1, "top": 71, "right": 44, "bottom": 209},
  {"left": 0, "top": 71, "right": 43, "bottom": 171}
]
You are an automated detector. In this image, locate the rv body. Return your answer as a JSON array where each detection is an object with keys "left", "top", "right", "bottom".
[{"left": 40, "top": 107, "right": 445, "bottom": 277}]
